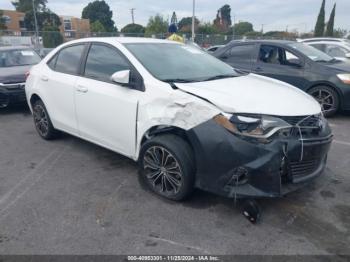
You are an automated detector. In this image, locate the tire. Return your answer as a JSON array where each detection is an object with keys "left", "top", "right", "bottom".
[
  {"left": 32, "top": 99, "right": 59, "bottom": 140},
  {"left": 308, "top": 85, "right": 340, "bottom": 117},
  {"left": 139, "top": 134, "right": 195, "bottom": 201}
]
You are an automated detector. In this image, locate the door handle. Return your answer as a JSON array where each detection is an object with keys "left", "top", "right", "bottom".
[
  {"left": 41, "top": 75, "right": 49, "bottom": 81},
  {"left": 76, "top": 85, "right": 88, "bottom": 93}
]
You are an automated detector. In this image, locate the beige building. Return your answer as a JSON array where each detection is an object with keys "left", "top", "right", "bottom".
[{"left": 0, "top": 10, "right": 90, "bottom": 39}]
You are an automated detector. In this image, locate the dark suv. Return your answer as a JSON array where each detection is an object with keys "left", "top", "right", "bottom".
[
  {"left": 214, "top": 40, "right": 350, "bottom": 117},
  {"left": 0, "top": 46, "right": 41, "bottom": 108}
]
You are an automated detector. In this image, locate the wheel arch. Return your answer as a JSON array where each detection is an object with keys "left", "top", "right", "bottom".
[
  {"left": 306, "top": 81, "right": 343, "bottom": 108},
  {"left": 137, "top": 125, "right": 196, "bottom": 163}
]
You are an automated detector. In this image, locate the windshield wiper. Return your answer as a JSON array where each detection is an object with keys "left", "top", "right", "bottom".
[
  {"left": 162, "top": 78, "right": 197, "bottom": 83},
  {"left": 202, "top": 74, "right": 237, "bottom": 82}
]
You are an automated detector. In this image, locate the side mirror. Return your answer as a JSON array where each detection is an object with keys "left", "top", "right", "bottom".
[
  {"left": 288, "top": 58, "right": 302, "bottom": 67},
  {"left": 111, "top": 70, "right": 130, "bottom": 85},
  {"left": 345, "top": 53, "right": 350, "bottom": 59}
]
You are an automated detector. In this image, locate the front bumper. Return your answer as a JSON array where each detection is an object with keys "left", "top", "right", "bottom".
[
  {"left": 187, "top": 119, "right": 332, "bottom": 198},
  {"left": 0, "top": 83, "right": 27, "bottom": 107}
]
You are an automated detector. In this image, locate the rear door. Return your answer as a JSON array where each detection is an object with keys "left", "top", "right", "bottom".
[
  {"left": 75, "top": 43, "right": 141, "bottom": 157},
  {"left": 219, "top": 44, "right": 256, "bottom": 72},
  {"left": 253, "top": 44, "right": 307, "bottom": 88},
  {"left": 43, "top": 44, "right": 86, "bottom": 134}
]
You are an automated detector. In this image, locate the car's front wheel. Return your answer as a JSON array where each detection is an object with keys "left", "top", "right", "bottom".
[
  {"left": 308, "top": 85, "right": 339, "bottom": 117},
  {"left": 139, "top": 134, "right": 195, "bottom": 201},
  {"left": 32, "top": 99, "right": 59, "bottom": 140}
]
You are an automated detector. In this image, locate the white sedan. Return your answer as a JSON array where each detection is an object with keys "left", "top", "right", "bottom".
[{"left": 25, "top": 37, "right": 332, "bottom": 201}]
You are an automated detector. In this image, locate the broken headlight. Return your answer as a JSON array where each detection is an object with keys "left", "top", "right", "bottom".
[{"left": 213, "top": 114, "right": 292, "bottom": 139}]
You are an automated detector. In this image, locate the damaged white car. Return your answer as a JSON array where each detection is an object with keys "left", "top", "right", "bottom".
[{"left": 25, "top": 38, "right": 332, "bottom": 201}]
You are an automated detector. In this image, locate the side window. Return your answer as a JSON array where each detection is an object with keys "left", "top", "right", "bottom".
[
  {"left": 54, "top": 45, "right": 85, "bottom": 74},
  {"left": 225, "top": 45, "right": 255, "bottom": 61},
  {"left": 84, "top": 44, "right": 130, "bottom": 82},
  {"left": 310, "top": 44, "right": 326, "bottom": 52},
  {"left": 259, "top": 45, "right": 281, "bottom": 64},
  {"left": 326, "top": 45, "right": 347, "bottom": 57},
  {"left": 47, "top": 53, "right": 58, "bottom": 69}
]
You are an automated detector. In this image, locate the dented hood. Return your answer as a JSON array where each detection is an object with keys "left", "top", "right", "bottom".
[{"left": 175, "top": 74, "right": 321, "bottom": 116}]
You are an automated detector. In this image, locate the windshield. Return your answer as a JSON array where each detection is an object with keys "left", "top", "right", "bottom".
[
  {"left": 124, "top": 43, "right": 240, "bottom": 82},
  {"left": 0, "top": 49, "right": 41, "bottom": 67},
  {"left": 287, "top": 42, "right": 334, "bottom": 62}
]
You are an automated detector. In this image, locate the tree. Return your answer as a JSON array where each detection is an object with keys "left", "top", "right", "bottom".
[
  {"left": 178, "top": 17, "right": 199, "bottom": 33},
  {"left": 82, "top": 0, "right": 116, "bottom": 32},
  {"left": 12, "top": 0, "right": 47, "bottom": 12},
  {"left": 24, "top": 10, "right": 61, "bottom": 31},
  {"left": 42, "top": 25, "right": 63, "bottom": 48},
  {"left": 213, "top": 4, "right": 231, "bottom": 32},
  {"left": 314, "top": 0, "right": 326, "bottom": 37},
  {"left": 90, "top": 20, "right": 106, "bottom": 32},
  {"left": 325, "top": 3, "right": 336, "bottom": 37},
  {"left": 145, "top": 14, "right": 168, "bottom": 36},
  {"left": 121, "top": 23, "right": 145, "bottom": 34},
  {"left": 230, "top": 21, "right": 254, "bottom": 36},
  {"left": 244, "top": 31, "right": 263, "bottom": 38},
  {"left": 0, "top": 10, "right": 7, "bottom": 30},
  {"left": 333, "top": 28, "right": 347, "bottom": 38},
  {"left": 198, "top": 23, "right": 218, "bottom": 34}
]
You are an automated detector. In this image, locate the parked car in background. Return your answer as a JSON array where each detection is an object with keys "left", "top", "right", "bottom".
[
  {"left": 214, "top": 40, "right": 350, "bottom": 117},
  {"left": 206, "top": 45, "right": 224, "bottom": 53},
  {"left": 38, "top": 48, "right": 54, "bottom": 58},
  {"left": 26, "top": 37, "right": 332, "bottom": 201},
  {"left": 0, "top": 46, "right": 41, "bottom": 108},
  {"left": 299, "top": 38, "right": 350, "bottom": 62}
]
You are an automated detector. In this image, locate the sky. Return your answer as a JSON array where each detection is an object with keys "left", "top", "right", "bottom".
[{"left": 1, "top": 0, "right": 349, "bottom": 33}]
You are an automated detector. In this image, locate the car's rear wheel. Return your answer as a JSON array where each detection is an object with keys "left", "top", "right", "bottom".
[
  {"left": 32, "top": 99, "right": 59, "bottom": 140},
  {"left": 308, "top": 85, "right": 339, "bottom": 117},
  {"left": 139, "top": 134, "right": 195, "bottom": 201}
]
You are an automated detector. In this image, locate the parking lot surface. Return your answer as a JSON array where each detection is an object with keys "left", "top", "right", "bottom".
[{"left": 0, "top": 106, "right": 349, "bottom": 255}]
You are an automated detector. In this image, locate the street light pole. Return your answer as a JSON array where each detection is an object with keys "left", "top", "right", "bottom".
[
  {"left": 191, "top": 0, "right": 195, "bottom": 41},
  {"left": 32, "top": 0, "right": 40, "bottom": 48}
]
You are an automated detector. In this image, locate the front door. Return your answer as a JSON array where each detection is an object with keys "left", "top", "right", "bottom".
[{"left": 75, "top": 43, "right": 140, "bottom": 157}]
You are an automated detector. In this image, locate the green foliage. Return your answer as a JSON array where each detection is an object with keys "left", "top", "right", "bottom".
[
  {"left": 90, "top": 20, "right": 106, "bottom": 32},
  {"left": 333, "top": 28, "right": 347, "bottom": 38},
  {"left": 42, "top": 25, "right": 63, "bottom": 48},
  {"left": 230, "top": 22, "right": 254, "bottom": 36},
  {"left": 24, "top": 10, "right": 61, "bottom": 31},
  {"left": 213, "top": 4, "right": 232, "bottom": 32},
  {"left": 121, "top": 23, "right": 145, "bottom": 34},
  {"left": 82, "top": 0, "right": 116, "bottom": 32},
  {"left": 178, "top": 17, "right": 199, "bottom": 33},
  {"left": 244, "top": 31, "right": 263, "bottom": 38},
  {"left": 263, "top": 31, "right": 297, "bottom": 39},
  {"left": 197, "top": 23, "right": 218, "bottom": 34},
  {"left": 314, "top": 0, "right": 325, "bottom": 37},
  {"left": 145, "top": 14, "right": 168, "bottom": 36},
  {"left": 325, "top": 3, "right": 336, "bottom": 37},
  {"left": 0, "top": 10, "right": 7, "bottom": 30},
  {"left": 12, "top": 0, "right": 47, "bottom": 12}
]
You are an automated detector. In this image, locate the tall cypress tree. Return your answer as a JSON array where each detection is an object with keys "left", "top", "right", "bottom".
[
  {"left": 325, "top": 3, "right": 336, "bottom": 37},
  {"left": 314, "top": 0, "right": 326, "bottom": 37}
]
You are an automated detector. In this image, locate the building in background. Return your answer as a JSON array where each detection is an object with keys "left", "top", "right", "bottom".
[
  {"left": 1, "top": 10, "right": 26, "bottom": 35},
  {"left": 59, "top": 16, "right": 90, "bottom": 40},
  {"left": 0, "top": 10, "right": 90, "bottom": 40}
]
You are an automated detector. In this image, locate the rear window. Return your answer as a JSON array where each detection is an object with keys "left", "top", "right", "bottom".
[{"left": 0, "top": 49, "right": 41, "bottom": 67}]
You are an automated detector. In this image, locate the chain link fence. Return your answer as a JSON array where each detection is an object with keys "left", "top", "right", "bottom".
[{"left": 0, "top": 30, "right": 298, "bottom": 50}]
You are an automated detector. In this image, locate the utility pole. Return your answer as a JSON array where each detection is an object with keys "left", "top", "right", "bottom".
[
  {"left": 191, "top": 0, "right": 195, "bottom": 41},
  {"left": 232, "top": 14, "right": 236, "bottom": 40},
  {"left": 130, "top": 8, "right": 135, "bottom": 24},
  {"left": 261, "top": 24, "right": 264, "bottom": 33},
  {"left": 32, "top": 0, "right": 40, "bottom": 48}
]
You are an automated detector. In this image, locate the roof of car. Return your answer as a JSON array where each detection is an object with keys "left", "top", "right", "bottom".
[
  {"left": 229, "top": 39, "right": 296, "bottom": 45},
  {"left": 0, "top": 45, "right": 33, "bottom": 50},
  {"left": 66, "top": 37, "right": 180, "bottom": 45},
  {"left": 300, "top": 38, "right": 348, "bottom": 43}
]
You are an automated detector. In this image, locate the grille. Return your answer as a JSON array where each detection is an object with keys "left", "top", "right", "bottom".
[
  {"left": 280, "top": 115, "right": 321, "bottom": 127},
  {"left": 2, "top": 84, "right": 25, "bottom": 90},
  {"left": 289, "top": 158, "right": 320, "bottom": 178}
]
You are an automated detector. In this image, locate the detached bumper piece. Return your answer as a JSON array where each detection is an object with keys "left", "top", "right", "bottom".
[
  {"left": 0, "top": 83, "right": 26, "bottom": 108},
  {"left": 187, "top": 117, "right": 332, "bottom": 199}
]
